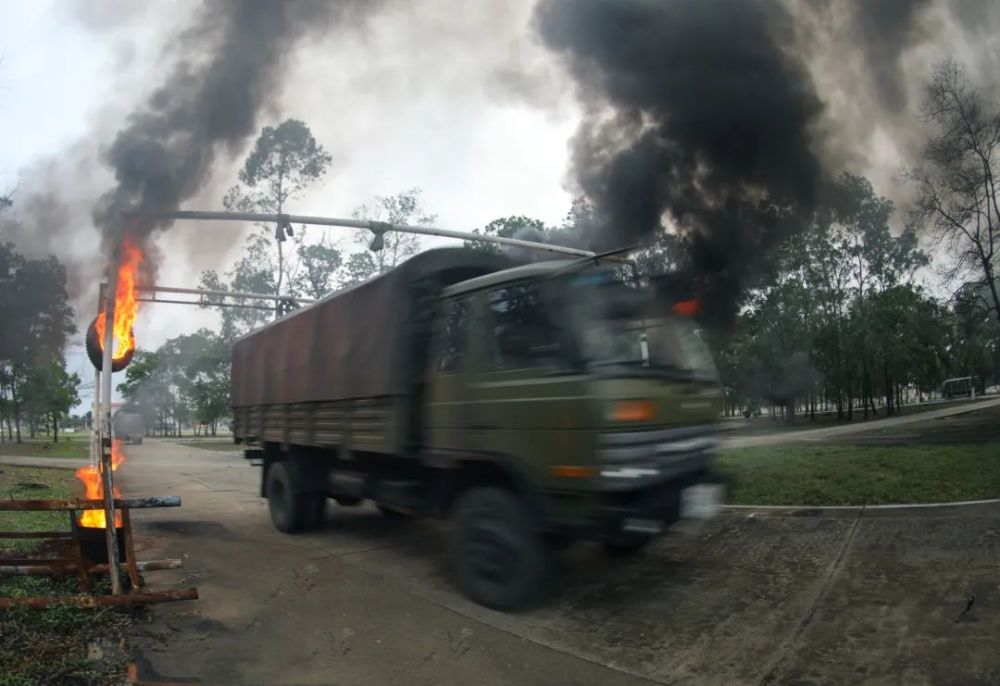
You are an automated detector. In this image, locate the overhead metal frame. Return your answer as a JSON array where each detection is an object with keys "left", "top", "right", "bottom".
[{"left": 126, "top": 209, "right": 597, "bottom": 258}]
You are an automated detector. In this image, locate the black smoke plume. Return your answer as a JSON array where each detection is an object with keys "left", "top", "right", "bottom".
[
  {"left": 535, "top": 0, "right": 827, "bottom": 322},
  {"left": 92, "top": 1, "right": 369, "bottom": 273}
]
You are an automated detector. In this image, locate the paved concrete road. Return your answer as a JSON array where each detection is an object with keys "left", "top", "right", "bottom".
[
  {"left": 119, "top": 441, "right": 999, "bottom": 685},
  {"left": 722, "top": 397, "right": 1000, "bottom": 449}
]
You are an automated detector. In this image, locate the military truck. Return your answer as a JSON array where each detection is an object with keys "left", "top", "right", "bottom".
[{"left": 232, "top": 247, "right": 723, "bottom": 609}]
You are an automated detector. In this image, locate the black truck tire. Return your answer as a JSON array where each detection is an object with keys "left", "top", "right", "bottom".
[
  {"left": 451, "top": 487, "right": 552, "bottom": 610},
  {"left": 266, "top": 461, "right": 326, "bottom": 533},
  {"left": 602, "top": 530, "right": 654, "bottom": 555}
]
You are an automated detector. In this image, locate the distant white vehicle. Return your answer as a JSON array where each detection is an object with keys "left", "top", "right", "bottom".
[{"left": 985, "top": 385, "right": 1000, "bottom": 396}]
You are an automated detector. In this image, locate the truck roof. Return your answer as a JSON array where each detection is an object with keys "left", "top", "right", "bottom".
[
  {"left": 230, "top": 247, "right": 513, "bottom": 408},
  {"left": 442, "top": 259, "right": 575, "bottom": 297},
  {"left": 233, "top": 247, "right": 513, "bottom": 345}
]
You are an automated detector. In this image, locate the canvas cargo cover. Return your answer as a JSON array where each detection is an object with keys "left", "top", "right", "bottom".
[{"left": 231, "top": 248, "right": 511, "bottom": 408}]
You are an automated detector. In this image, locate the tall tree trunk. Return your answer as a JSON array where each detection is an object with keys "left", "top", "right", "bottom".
[
  {"left": 52, "top": 412, "right": 59, "bottom": 443},
  {"left": 883, "top": 360, "right": 893, "bottom": 416},
  {"left": 11, "top": 375, "right": 22, "bottom": 443},
  {"left": 862, "top": 369, "right": 870, "bottom": 420}
]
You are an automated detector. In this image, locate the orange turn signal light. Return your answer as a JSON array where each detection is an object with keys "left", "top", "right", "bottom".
[
  {"left": 610, "top": 400, "right": 656, "bottom": 422},
  {"left": 673, "top": 299, "right": 701, "bottom": 317},
  {"left": 550, "top": 465, "right": 597, "bottom": 479}
]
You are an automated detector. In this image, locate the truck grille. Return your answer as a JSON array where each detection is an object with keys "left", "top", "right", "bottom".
[{"left": 598, "top": 425, "right": 717, "bottom": 488}]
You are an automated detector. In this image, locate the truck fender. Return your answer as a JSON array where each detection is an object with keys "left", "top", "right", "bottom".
[{"left": 427, "top": 450, "right": 548, "bottom": 523}]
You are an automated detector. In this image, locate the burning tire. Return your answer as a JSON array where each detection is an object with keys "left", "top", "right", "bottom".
[
  {"left": 266, "top": 461, "right": 326, "bottom": 533},
  {"left": 85, "top": 317, "right": 134, "bottom": 372},
  {"left": 451, "top": 487, "right": 552, "bottom": 610}
]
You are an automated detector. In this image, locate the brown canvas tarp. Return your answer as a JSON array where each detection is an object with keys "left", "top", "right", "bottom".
[{"left": 230, "top": 248, "right": 510, "bottom": 408}]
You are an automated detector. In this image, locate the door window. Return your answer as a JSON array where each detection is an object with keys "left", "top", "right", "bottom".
[
  {"left": 432, "top": 297, "right": 472, "bottom": 373},
  {"left": 488, "top": 284, "right": 564, "bottom": 370}
]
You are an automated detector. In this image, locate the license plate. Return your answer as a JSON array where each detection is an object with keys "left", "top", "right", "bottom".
[{"left": 681, "top": 484, "right": 723, "bottom": 519}]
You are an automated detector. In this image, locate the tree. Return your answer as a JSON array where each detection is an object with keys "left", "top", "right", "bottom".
[
  {"left": 338, "top": 252, "right": 379, "bottom": 289},
  {"left": 200, "top": 232, "right": 277, "bottom": 341},
  {"left": 350, "top": 189, "right": 434, "bottom": 277},
  {"left": 464, "top": 216, "right": 548, "bottom": 254},
  {"left": 910, "top": 60, "right": 1000, "bottom": 324},
  {"left": 225, "top": 119, "right": 332, "bottom": 298},
  {"left": 294, "top": 239, "right": 342, "bottom": 299},
  {"left": 118, "top": 331, "right": 231, "bottom": 436},
  {"left": 0, "top": 243, "right": 75, "bottom": 442}
]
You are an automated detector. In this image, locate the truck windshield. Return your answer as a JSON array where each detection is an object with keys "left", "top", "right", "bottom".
[{"left": 567, "top": 272, "right": 718, "bottom": 382}]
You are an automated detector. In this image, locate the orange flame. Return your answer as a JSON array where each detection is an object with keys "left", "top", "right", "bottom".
[
  {"left": 95, "top": 237, "right": 143, "bottom": 362},
  {"left": 75, "top": 439, "right": 126, "bottom": 528}
]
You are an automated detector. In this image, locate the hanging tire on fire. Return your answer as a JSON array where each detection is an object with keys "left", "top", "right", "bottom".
[
  {"left": 85, "top": 317, "right": 134, "bottom": 372},
  {"left": 451, "top": 487, "right": 553, "bottom": 610},
  {"left": 266, "top": 461, "right": 326, "bottom": 533}
]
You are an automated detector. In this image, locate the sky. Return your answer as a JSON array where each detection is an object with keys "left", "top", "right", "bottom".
[{"left": 0, "top": 0, "right": 996, "bottom": 412}]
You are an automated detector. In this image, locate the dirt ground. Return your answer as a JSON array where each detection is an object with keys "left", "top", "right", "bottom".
[{"left": 113, "top": 439, "right": 1000, "bottom": 685}]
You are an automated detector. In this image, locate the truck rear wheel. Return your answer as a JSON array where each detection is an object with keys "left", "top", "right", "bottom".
[
  {"left": 451, "top": 487, "right": 552, "bottom": 610},
  {"left": 267, "top": 461, "right": 326, "bottom": 533}
]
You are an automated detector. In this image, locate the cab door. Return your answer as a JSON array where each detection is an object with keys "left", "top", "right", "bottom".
[
  {"left": 466, "top": 283, "right": 591, "bottom": 481},
  {"left": 424, "top": 295, "right": 476, "bottom": 452}
]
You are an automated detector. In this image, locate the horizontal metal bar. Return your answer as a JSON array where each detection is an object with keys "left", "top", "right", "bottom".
[
  {"left": 0, "top": 530, "right": 73, "bottom": 539},
  {"left": 0, "top": 496, "right": 181, "bottom": 511},
  {"left": 0, "top": 559, "right": 183, "bottom": 576},
  {"left": 134, "top": 284, "right": 316, "bottom": 304},
  {"left": 126, "top": 209, "right": 596, "bottom": 258},
  {"left": 136, "top": 297, "right": 278, "bottom": 312},
  {"left": 0, "top": 587, "right": 199, "bottom": 608}
]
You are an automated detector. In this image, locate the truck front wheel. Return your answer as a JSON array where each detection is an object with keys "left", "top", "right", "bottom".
[
  {"left": 451, "top": 487, "right": 552, "bottom": 610},
  {"left": 266, "top": 461, "right": 326, "bottom": 533}
]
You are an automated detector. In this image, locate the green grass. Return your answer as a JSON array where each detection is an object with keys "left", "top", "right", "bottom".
[
  {"left": 0, "top": 434, "right": 89, "bottom": 459},
  {"left": 0, "top": 577, "right": 132, "bottom": 686},
  {"left": 0, "top": 466, "right": 77, "bottom": 553},
  {"left": 175, "top": 439, "right": 241, "bottom": 452},
  {"left": 717, "top": 443, "right": 1000, "bottom": 506},
  {"left": 0, "top": 465, "right": 133, "bottom": 686}
]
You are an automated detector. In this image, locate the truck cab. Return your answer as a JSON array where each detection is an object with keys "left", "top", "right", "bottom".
[{"left": 421, "top": 260, "right": 723, "bottom": 606}]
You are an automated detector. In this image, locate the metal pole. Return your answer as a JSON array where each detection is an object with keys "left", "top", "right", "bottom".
[
  {"left": 90, "top": 284, "right": 104, "bottom": 468},
  {"left": 99, "top": 246, "right": 123, "bottom": 595},
  {"left": 133, "top": 284, "right": 316, "bottom": 304},
  {"left": 126, "top": 209, "right": 597, "bottom": 258}
]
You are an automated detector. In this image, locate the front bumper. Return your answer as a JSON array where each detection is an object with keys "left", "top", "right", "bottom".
[{"left": 597, "top": 424, "right": 718, "bottom": 491}]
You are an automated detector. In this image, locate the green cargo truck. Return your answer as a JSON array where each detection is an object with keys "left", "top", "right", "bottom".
[{"left": 232, "top": 247, "right": 723, "bottom": 609}]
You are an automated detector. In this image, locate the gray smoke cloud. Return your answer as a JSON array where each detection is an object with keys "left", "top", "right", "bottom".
[
  {"left": 849, "top": 0, "right": 932, "bottom": 113},
  {"left": 92, "top": 1, "right": 380, "bottom": 277}
]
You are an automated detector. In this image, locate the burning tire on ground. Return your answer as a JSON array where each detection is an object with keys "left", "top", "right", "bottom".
[{"left": 86, "top": 316, "right": 134, "bottom": 372}]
